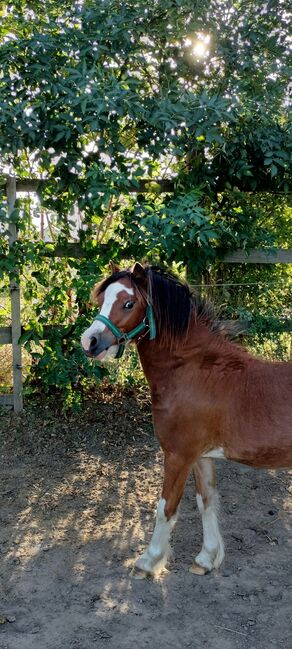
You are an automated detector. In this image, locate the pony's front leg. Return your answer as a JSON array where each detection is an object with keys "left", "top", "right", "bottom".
[
  {"left": 191, "top": 458, "right": 225, "bottom": 575},
  {"left": 133, "top": 451, "right": 190, "bottom": 578}
]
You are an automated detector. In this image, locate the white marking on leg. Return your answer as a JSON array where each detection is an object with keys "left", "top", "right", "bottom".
[
  {"left": 135, "top": 498, "right": 177, "bottom": 575},
  {"left": 195, "top": 492, "right": 224, "bottom": 571},
  {"left": 81, "top": 282, "right": 134, "bottom": 352},
  {"left": 202, "top": 447, "right": 225, "bottom": 459}
]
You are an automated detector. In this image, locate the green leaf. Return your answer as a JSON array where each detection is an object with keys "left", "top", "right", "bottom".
[{"left": 270, "top": 164, "right": 278, "bottom": 178}]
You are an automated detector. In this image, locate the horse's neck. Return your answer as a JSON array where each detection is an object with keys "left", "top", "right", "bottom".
[{"left": 137, "top": 321, "right": 248, "bottom": 387}]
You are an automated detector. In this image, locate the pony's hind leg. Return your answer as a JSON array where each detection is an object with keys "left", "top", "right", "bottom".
[
  {"left": 191, "top": 458, "right": 225, "bottom": 575},
  {"left": 133, "top": 451, "right": 190, "bottom": 578}
]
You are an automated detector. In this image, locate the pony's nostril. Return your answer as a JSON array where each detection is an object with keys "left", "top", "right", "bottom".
[{"left": 89, "top": 335, "right": 99, "bottom": 352}]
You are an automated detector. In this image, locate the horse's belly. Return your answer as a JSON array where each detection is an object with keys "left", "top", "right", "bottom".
[{"left": 224, "top": 440, "right": 292, "bottom": 469}]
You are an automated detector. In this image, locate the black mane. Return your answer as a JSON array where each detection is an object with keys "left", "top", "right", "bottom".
[
  {"left": 147, "top": 266, "right": 193, "bottom": 346},
  {"left": 96, "top": 264, "right": 224, "bottom": 347}
]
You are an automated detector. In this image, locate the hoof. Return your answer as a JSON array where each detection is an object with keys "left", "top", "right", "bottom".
[
  {"left": 189, "top": 562, "right": 210, "bottom": 576},
  {"left": 131, "top": 566, "right": 152, "bottom": 580}
]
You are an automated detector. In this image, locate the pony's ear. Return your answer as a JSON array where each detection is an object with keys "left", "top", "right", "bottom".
[
  {"left": 90, "top": 282, "right": 100, "bottom": 304},
  {"left": 109, "top": 260, "right": 120, "bottom": 275},
  {"left": 131, "top": 262, "right": 146, "bottom": 282}
]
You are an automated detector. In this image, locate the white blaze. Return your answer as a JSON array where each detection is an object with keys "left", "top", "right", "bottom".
[{"left": 81, "top": 282, "right": 134, "bottom": 354}]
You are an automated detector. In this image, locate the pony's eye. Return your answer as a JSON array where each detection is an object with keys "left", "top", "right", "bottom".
[{"left": 123, "top": 300, "right": 135, "bottom": 310}]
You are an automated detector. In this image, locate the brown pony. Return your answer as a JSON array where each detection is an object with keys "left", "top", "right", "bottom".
[{"left": 81, "top": 262, "right": 292, "bottom": 578}]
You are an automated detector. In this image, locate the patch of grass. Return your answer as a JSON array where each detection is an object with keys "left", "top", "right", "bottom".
[
  {"left": 0, "top": 345, "right": 32, "bottom": 392},
  {"left": 0, "top": 345, "right": 12, "bottom": 390}
]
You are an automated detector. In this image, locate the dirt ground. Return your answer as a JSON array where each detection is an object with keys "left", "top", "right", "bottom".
[{"left": 0, "top": 386, "right": 291, "bottom": 649}]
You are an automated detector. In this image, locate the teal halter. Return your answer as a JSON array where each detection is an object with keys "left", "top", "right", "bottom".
[{"left": 94, "top": 304, "right": 156, "bottom": 358}]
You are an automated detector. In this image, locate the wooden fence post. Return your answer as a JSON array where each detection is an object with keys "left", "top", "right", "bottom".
[{"left": 7, "top": 177, "right": 23, "bottom": 412}]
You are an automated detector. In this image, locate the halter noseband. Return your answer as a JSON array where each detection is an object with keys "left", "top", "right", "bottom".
[{"left": 94, "top": 304, "right": 156, "bottom": 358}]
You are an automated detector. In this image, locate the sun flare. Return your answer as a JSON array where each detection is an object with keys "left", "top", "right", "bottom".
[
  {"left": 185, "top": 33, "right": 210, "bottom": 59},
  {"left": 193, "top": 40, "right": 207, "bottom": 58}
]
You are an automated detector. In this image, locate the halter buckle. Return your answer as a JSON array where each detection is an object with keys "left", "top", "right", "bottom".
[{"left": 117, "top": 333, "right": 128, "bottom": 345}]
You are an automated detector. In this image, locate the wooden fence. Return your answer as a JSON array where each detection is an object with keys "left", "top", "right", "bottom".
[{"left": 1, "top": 176, "right": 291, "bottom": 411}]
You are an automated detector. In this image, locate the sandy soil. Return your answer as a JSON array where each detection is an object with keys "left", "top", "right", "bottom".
[{"left": 0, "top": 388, "right": 291, "bottom": 649}]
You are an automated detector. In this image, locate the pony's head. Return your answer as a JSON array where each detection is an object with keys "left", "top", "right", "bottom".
[
  {"left": 82, "top": 261, "right": 212, "bottom": 361},
  {"left": 81, "top": 262, "right": 151, "bottom": 361}
]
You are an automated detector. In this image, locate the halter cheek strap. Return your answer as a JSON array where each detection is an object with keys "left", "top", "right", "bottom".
[{"left": 94, "top": 304, "right": 156, "bottom": 358}]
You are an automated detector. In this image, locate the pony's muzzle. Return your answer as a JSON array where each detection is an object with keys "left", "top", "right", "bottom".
[{"left": 82, "top": 331, "right": 116, "bottom": 358}]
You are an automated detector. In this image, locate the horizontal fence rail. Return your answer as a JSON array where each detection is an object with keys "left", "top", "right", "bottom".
[
  {"left": 0, "top": 394, "right": 14, "bottom": 407},
  {"left": 44, "top": 245, "right": 292, "bottom": 263},
  {"left": 2, "top": 244, "right": 291, "bottom": 263},
  {"left": 1, "top": 318, "right": 292, "bottom": 347},
  {"left": 223, "top": 249, "right": 292, "bottom": 264},
  {"left": 3, "top": 175, "right": 292, "bottom": 196}
]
